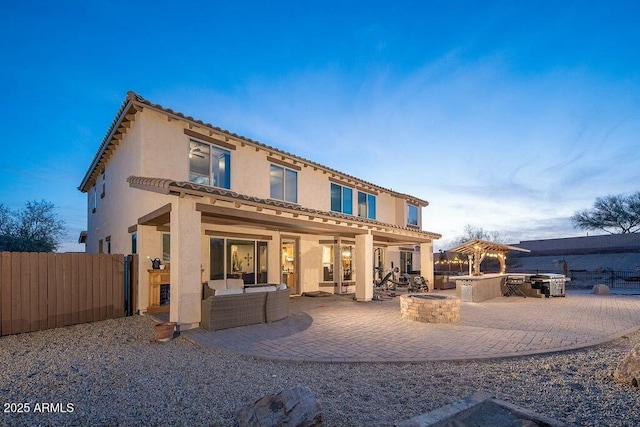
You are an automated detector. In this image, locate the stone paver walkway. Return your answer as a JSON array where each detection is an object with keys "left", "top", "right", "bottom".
[{"left": 183, "top": 289, "right": 640, "bottom": 362}]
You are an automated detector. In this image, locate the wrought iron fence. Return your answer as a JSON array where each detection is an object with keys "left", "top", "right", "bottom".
[
  {"left": 566, "top": 270, "right": 640, "bottom": 289},
  {"left": 505, "top": 267, "right": 640, "bottom": 289}
]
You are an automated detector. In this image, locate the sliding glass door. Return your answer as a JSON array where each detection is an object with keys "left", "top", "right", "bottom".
[{"left": 209, "top": 237, "right": 268, "bottom": 285}]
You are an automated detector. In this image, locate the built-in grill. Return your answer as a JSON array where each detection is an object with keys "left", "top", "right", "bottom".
[{"left": 529, "top": 273, "right": 568, "bottom": 297}]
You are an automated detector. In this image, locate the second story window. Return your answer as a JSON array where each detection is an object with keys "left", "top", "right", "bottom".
[
  {"left": 189, "top": 139, "right": 231, "bottom": 189},
  {"left": 270, "top": 165, "right": 297, "bottom": 203},
  {"left": 101, "top": 170, "right": 106, "bottom": 198},
  {"left": 407, "top": 204, "right": 419, "bottom": 226},
  {"left": 358, "top": 191, "right": 376, "bottom": 220},
  {"left": 330, "top": 183, "right": 353, "bottom": 214},
  {"left": 92, "top": 185, "right": 97, "bottom": 213}
]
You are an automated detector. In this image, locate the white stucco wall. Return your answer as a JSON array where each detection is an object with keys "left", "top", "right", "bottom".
[
  {"left": 299, "top": 235, "right": 321, "bottom": 293},
  {"left": 107, "top": 109, "right": 421, "bottom": 227},
  {"left": 82, "top": 105, "right": 437, "bottom": 314}
]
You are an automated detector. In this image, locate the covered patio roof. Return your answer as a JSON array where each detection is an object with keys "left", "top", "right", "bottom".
[
  {"left": 127, "top": 176, "right": 441, "bottom": 245},
  {"left": 447, "top": 239, "right": 530, "bottom": 274}
]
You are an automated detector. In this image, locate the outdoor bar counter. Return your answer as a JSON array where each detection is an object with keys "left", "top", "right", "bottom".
[{"left": 454, "top": 274, "right": 507, "bottom": 302}]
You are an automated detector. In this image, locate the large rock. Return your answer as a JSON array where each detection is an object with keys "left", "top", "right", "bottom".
[
  {"left": 234, "top": 385, "right": 323, "bottom": 427},
  {"left": 592, "top": 284, "right": 610, "bottom": 295},
  {"left": 614, "top": 343, "right": 640, "bottom": 387}
]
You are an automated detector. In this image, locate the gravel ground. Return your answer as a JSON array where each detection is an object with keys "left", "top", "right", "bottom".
[{"left": 1, "top": 315, "right": 639, "bottom": 427}]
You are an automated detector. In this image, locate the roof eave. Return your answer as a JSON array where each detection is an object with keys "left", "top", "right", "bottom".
[{"left": 78, "top": 99, "right": 134, "bottom": 192}]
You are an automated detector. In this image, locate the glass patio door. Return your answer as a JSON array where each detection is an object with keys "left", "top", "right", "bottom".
[{"left": 281, "top": 238, "right": 299, "bottom": 294}]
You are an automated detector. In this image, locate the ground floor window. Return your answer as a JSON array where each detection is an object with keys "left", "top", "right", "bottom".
[
  {"left": 209, "top": 237, "right": 268, "bottom": 285},
  {"left": 322, "top": 245, "right": 334, "bottom": 281},
  {"left": 400, "top": 251, "right": 413, "bottom": 274},
  {"left": 162, "top": 233, "right": 170, "bottom": 262},
  {"left": 341, "top": 246, "right": 354, "bottom": 281}
]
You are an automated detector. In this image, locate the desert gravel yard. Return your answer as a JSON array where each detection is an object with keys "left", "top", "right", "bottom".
[{"left": 1, "top": 315, "right": 640, "bottom": 426}]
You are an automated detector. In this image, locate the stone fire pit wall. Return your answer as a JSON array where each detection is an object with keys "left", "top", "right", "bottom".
[{"left": 400, "top": 294, "right": 460, "bottom": 323}]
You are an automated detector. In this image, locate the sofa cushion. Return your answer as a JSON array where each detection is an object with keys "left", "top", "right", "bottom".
[
  {"left": 215, "top": 288, "right": 244, "bottom": 296},
  {"left": 244, "top": 285, "right": 277, "bottom": 293},
  {"left": 227, "top": 278, "right": 245, "bottom": 290},
  {"left": 276, "top": 283, "right": 288, "bottom": 291},
  {"left": 207, "top": 280, "right": 227, "bottom": 291}
]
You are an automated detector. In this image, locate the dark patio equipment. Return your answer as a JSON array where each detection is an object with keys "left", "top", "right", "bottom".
[{"left": 504, "top": 276, "right": 527, "bottom": 297}]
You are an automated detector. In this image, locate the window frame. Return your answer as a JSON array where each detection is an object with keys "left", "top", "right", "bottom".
[
  {"left": 357, "top": 191, "right": 376, "bottom": 220},
  {"left": 162, "top": 233, "right": 170, "bottom": 262},
  {"left": 188, "top": 138, "right": 231, "bottom": 189},
  {"left": 270, "top": 164, "right": 298, "bottom": 203},
  {"left": 330, "top": 183, "right": 353, "bottom": 214},
  {"left": 341, "top": 245, "right": 354, "bottom": 281},
  {"left": 407, "top": 204, "right": 419, "bottom": 227},
  {"left": 100, "top": 170, "right": 106, "bottom": 199},
  {"left": 92, "top": 185, "right": 97, "bottom": 213},
  {"left": 322, "top": 245, "right": 334, "bottom": 282},
  {"left": 400, "top": 251, "right": 413, "bottom": 274},
  {"left": 209, "top": 237, "right": 269, "bottom": 285}
]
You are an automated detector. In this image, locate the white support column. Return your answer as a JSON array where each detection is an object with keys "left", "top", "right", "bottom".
[
  {"left": 420, "top": 241, "right": 434, "bottom": 290},
  {"left": 355, "top": 233, "right": 373, "bottom": 301},
  {"left": 169, "top": 198, "right": 202, "bottom": 329}
]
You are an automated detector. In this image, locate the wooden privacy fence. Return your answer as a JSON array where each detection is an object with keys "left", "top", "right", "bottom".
[{"left": 0, "top": 252, "right": 138, "bottom": 336}]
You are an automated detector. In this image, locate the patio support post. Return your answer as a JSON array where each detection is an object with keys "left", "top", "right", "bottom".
[
  {"left": 420, "top": 241, "right": 434, "bottom": 288},
  {"left": 267, "top": 234, "right": 281, "bottom": 285},
  {"left": 355, "top": 233, "right": 373, "bottom": 301},
  {"left": 169, "top": 198, "right": 202, "bottom": 329}
]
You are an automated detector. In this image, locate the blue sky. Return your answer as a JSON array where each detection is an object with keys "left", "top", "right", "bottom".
[{"left": 1, "top": 1, "right": 639, "bottom": 252}]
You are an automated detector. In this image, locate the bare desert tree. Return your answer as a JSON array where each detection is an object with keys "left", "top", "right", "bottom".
[
  {"left": 454, "top": 224, "right": 509, "bottom": 245},
  {"left": 0, "top": 200, "right": 66, "bottom": 252},
  {"left": 571, "top": 192, "right": 640, "bottom": 234}
]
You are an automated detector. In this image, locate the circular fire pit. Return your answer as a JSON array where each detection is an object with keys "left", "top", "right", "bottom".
[{"left": 400, "top": 294, "right": 460, "bottom": 323}]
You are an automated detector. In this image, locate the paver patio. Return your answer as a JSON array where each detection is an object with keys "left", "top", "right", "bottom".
[{"left": 183, "top": 289, "right": 640, "bottom": 362}]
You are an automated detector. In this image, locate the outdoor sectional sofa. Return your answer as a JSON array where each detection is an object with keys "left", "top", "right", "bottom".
[{"left": 200, "top": 279, "right": 291, "bottom": 331}]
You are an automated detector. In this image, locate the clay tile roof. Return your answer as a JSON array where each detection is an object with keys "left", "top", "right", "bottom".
[
  {"left": 81, "top": 91, "right": 429, "bottom": 207},
  {"left": 127, "top": 176, "right": 441, "bottom": 239}
]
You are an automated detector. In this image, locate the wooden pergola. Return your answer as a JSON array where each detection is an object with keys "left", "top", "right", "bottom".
[{"left": 447, "top": 239, "right": 530, "bottom": 275}]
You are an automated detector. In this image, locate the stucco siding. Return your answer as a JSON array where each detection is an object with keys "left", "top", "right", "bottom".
[
  {"left": 232, "top": 143, "right": 270, "bottom": 198},
  {"left": 86, "top": 114, "right": 144, "bottom": 254},
  {"left": 121, "top": 110, "right": 416, "bottom": 225},
  {"left": 140, "top": 109, "right": 188, "bottom": 181},
  {"left": 300, "top": 235, "right": 322, "bottom": 293},
  {"left": 298, "top": 168, "right": 331, "bottom": 211}
]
